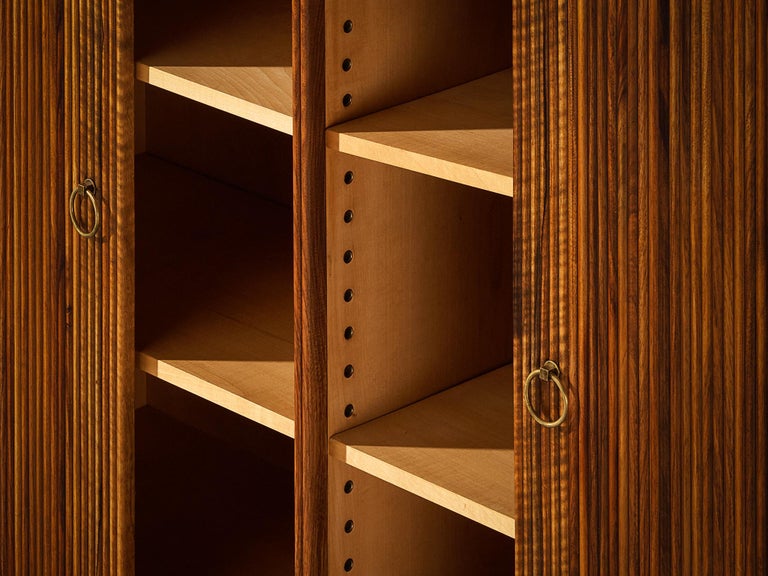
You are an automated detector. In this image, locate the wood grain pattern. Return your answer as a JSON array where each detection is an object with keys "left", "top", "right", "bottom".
[
  {"left": 64, "top": 0, "right": 135, "bottom": 571},
  {"left": 330, "top": 364, "right": 515, "bottom": 537},
  {"left": 135, "top": 65, "right": 293, "bottom": 134},
  {"left": 327, "top": 70, "right": 513, "bottom": 196},
  {"left": 512, "top": 0, "right": 579, "bottom": 573},
  {"left": 328, "top": 459, "right": 514, "bottom": 575},
  {"left": 294, "top": 0, "right": 329, "bottom": 574},
  {"left": 326, "top": 152, "right": 513, "bottom": 436},
  {"left": 514, "top": 0, "right": 768, "bottom": 573},
  {"left": 324, "top": 0, "right": 512, "bottom": 126},
  {"left": 1, "top": 2, "right": 66, "bottom": 573},
  {"left": 601, "top": 0, "right": 768, "bottom": 573},
  {"left": 2, "top": 0, "right": 133, "bottom": 573}
]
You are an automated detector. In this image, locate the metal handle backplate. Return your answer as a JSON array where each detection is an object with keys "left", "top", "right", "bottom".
[
  {"left": 69, "top": 178, "right": 100, "bottom": 238},
  {"left": 524, "top": 360, "right": 568, "bottom": 428}
]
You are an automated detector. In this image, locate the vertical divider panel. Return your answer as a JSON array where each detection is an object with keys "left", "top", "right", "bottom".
[
  {"left": 326, "top": 151, "right": 514, "bottom": 436},
  {"left": 325, "top": 0, "right": 512, "bottom": 126},
  {"left": 329, "top": 459, "right": 514, "bottom": 575},
  {"left": 294, "top": 0, "right": 329, "bottom": 574},
  {"left": 323, "top": 1, "right": 515, "bottom": 573}
]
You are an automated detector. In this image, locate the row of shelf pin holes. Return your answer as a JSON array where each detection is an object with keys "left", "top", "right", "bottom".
[
  {"left": 342, "top": 20, "right": 354, "bottom": 108},
  {"left": 342, "top": 169, "right": 356, "bottom": 421},
  {"left": 343, "top": 167, "right": 355, "bottom": 572},
  {"left": 342, "top": 19, "right": 356, "bottom": 573}
]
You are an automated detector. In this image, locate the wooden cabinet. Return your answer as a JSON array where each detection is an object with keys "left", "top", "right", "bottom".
[{"left": 2, "top": 0, "right": 766, "bottom": 575}]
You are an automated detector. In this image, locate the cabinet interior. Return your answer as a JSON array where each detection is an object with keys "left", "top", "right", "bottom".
[
  {"left": 132, "top": 0, "right": 515, "bottom": 573},
  {"left": 133, "top": 0, "right": 296, "bottom": 563}
]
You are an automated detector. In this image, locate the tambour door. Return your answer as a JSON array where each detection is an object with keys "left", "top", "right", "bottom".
[
  {"left": 1, "top": 0, "right": 134, "bottom": 573},
  {"left": 513, "top": 0, "right": 767, "bottom": 574},
  {"left": 511, "top": 0, "right": 580, "bottom": 573}
]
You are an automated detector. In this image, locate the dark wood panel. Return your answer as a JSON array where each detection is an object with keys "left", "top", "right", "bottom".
[
  {"left": 62, "top": 0, "right": 134, "bottom": 573},
  {"left": 1, "top": 2, "right": 66, "bottom": 573},
  {"left": 512, "top": 0, "right": 580, "bottom": 574},
  {"left": 0, "top": 0, "right": 134, "bottom": 572},
  {"left": 580, "top": 0, "right": 767, "bottom": 573},
  {"left": 294, "top": 1, "right": 329, "bottom": 575},
  {"left": 515, "top": 0, "right": 766, "bottom": 573},
  {"left": 616, "top": 1, "right": 766, "bottom": 572}
]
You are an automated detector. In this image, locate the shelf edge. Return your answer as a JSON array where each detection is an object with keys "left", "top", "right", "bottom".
[
  {"left": 138, "top": 352, "right": 295, "bottom": 439},
  {"left": 329, "top": 438, "right": 515, "bottom": 538},
  {"left": 136, "top": 63, "right": 293, "bottom": 135}
]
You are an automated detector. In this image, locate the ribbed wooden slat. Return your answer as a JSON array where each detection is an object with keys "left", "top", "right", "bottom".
[
  {"left": 512, "top": 0, "right": 579, "bottom": 574},
  {"left": 514, "top": 0, "right": 766, "bottom": 573},
  {"left": 1, "top": 0, "right": 132, "bottom": 573},
  {"left": 63, "top": 0, "right": 134, "bottom": 573},
  {"left": 1, "top": 1, "right": 67, "bottom": 573},
  {"left": 605, "top": 1, "right": 767, "bottom": 572},
  {"left": 294, "top": 1, "right": 329, "bottom": 575}
]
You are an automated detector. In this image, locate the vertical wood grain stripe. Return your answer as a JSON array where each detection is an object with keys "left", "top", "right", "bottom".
[
  {"left": 604, "top": 0, "right": 767, "bottom": 573},
  {"left": 513, "top": 0, "right": 578, "bottom": 573},
  {"left": 63, "top": 0, "right": 133, "bottom": 573},
  {"left": 1, "top": 1, "right": 66, "bottom": 573},
  {"left": 515, "top": 0, "right": 766, "bottom": 573},
  {"left": 295, "top": 1, "right": 328, "bottom": 575},
  {"left": 2, "top": 0, "right": 132, "bottom": 573}
]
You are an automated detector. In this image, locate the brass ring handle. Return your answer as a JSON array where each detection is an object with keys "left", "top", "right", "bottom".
[
  {"left": 69, "top": 179, "right": 100, "bottom": 238},
  {"left": 524, "top": 360, "right": 568, "bottom": 428}
]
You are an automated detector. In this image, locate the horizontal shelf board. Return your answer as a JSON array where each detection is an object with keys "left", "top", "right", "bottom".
[
  {"left": 135, "top": 0, "right": 292, "bottom": 134},
  {"left": 327, "top": 70, "right": 513, "bottom": 196},
  {"left": 136, "top": 154, "right": 294, "bottom": 438},
  {"left": 331, "top": 364, "right": 515, "bottom": 537}
]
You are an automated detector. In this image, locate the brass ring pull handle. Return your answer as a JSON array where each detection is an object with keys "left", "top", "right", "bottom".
[
  {"left": 524, "top": 360, "right": 568, "bottom": 428},
  {"left": 69, "top": 178, "right": 100, "bottom": 238}
]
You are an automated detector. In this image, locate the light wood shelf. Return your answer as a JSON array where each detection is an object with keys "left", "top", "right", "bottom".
[
  {"left": 327, "top": 69, "right": 513, "bottom": 196},
  {"left": 135, "top": 0, "right": 292, "bottom": 134},
  {"left": 330, "top": 364, "right": 515, "bottom": 537},
  {"left": 135, "top": 154, "right": 294, "bottom": 438}
]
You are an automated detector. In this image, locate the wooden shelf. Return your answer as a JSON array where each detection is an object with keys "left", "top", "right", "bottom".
[
  {"left": 330, "top": 364, "right": 515, "bottom": 537},
  {"left": 135, "top": 154, "right": 294, "bottom": 438},
  {"left": 135, "top": 0, "right": 292, "bottom": 134},
  {"left": 327, "top": 69, "right": 513, "bottom": 196},
  {"left": 136, "top": 406, "right": 294, "bottom": 575}
]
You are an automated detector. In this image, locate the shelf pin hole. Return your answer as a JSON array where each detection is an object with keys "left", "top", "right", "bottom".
[
  {"left": 344, "top": 210, "right": 354, "bottom": 223},
  {"left": 344, "top": 558, "right": 354, "bottom": 572},
  {"left": 344, "top": 289, "right": 354, "bottom": 302},
  {"left": 343, "top": 93, "right": 353, "bottom": 107},
  {"left": 343, "top": 20, "right": 353, "bottom": 33},
  {"left": 344, "top": 171, "right": 354, "bottom": 184},
  {"left": 344, "top": 364, "right": 355, "bottom": 378},
  {"left": 344, "top": 404, "right": 355, "bottom": 418},
  {"left": 342, "top": 58, "right": 353, "bottom": 72},
  {"left": 344, "top": 326, "right": 354, "bottom": 340},
  {"left": 344, "top": 480, "right": 354, "bottom": 493},
  {"left": 344, "top": 250, "right": 354, "bottom": 264},
  {"left": 345, "top": 520, "right": 355, "bottom": 533}
]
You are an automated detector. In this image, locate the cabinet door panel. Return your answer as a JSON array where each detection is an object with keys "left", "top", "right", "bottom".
[
  {"left": 513, "top": 1, "right": 767, "bottom": 574},
  {"left": 64, "top": 0, "right": 134, "bottom": 573},
  {"left": 1, "top": 0, "right": 133, "bottom": 573},
  {"left": 512, "top": 0, "right": 580, "bottom": 573},
  {"left": 1, "top": 3, "right": 67, "bottom": 573}
]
